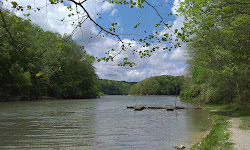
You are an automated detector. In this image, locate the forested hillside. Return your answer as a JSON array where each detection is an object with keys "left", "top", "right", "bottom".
[
  {"left": 100, "top": 79, "right": 134, "bottom": 95},
  {"left": 0, "top": 11, "right": 100, "bottom": 101},
  {"left": 179, "top": 0, "right": 250, "bottom": 104},
  {"left": 129, "top": 75, "right": 183, "bottom": 95}
]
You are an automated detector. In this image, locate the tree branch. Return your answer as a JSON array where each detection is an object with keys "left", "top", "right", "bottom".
[
  {"left": 144, "top": 0, "right": 174, "bottom": 33},
  {"left": 0, "top": 10, "right": 15, "bottom": 44},
  {"left": 69, "top": 0, "right": 125, "bottom": 59},
  {"left": 69, "top": 0, "right": 124, "bottom": 44},
  {"left": 144, "top": 0, "right": 166, "bottom": 24}
]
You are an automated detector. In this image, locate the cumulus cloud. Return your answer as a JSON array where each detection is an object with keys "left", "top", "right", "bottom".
[
  {"left": 156, "top": 0, "right": 188, "bottom": 69},
  {"left": 170, "top": 46, "right": 188, "bottom": 61},
  {"left": 92, "top": 37, "right": 186, "bottom": 82},
  {"left": 3, "top": 1, "right": 74, "bottom": 34},
  {"left": 3, "top": 0, "right": 114, "bottom": 33}
]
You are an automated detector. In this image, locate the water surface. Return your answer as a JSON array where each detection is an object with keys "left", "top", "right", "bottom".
[{"left": 0, "top": 95, "right": 211, "bottom": 150}]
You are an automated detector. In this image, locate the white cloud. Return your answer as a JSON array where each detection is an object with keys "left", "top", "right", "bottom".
[
  {"left": 170, "top": 46, "right": 188, "bottom": 61},
  {"left": 110, "top": 8, "right": 118, "bottom": 16},
  {"left": 3, "top": 0, "right": 115, "bottom": 34},
  {"left": 149, "top": 66, "right": 185, "bottom": 77},
  {"left": 92, "top": 37, "right": 186, "bottom": 82},
  {"left": 126, "top": 70, "right": 147, "bottom": 82},
  {"left": 159, "top": 0, "right": 185, "bottom": 39},
  {"left": 100, "top": 1, "right": 115, "bottom": 12},
  {"left": 3, "top": 0, "right": 74, "bottom": 34},
  {"left": 171, "top": 0, "right": 185, "bottom": 14}
]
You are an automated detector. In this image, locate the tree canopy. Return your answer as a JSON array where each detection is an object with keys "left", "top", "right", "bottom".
[
  {"left": 179, "top": 0, "right": 250, "bottom": 104},
  {"left": 100, "top": 79, "right": 133, "bottom": 95},
  {"left": 129, "top": 75, "right": 183, "bottom": 95},
  {"left": 0, "top": 11, "right": 100, "bottom": 101}
]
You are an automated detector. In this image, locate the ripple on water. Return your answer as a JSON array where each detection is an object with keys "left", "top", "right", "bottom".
[{"left": 0, "top": 96, "right": 211, "bottom": 149}]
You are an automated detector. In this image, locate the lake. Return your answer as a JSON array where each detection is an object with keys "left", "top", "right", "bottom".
[{"left": 0, "top": 95, "right": 211, "bottom": 150}]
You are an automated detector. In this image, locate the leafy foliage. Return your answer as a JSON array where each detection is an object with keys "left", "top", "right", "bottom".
[
  {"left": 0, "top": 11, "right": 100, "bottom": 101},
  {"left": 129, "top": 75, "right": 184, "bottom": 95},
  {"left": 100, "top": 79, "right": 133, "bottom": 95},
  {"left": 179, "top": 0, "right": 250, "bottom": 104}
]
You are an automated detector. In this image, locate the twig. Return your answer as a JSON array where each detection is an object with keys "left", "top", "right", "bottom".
[
  {"left": 144, "top": 0, "right": 174, "bottom": 33},
  {"left": 0, "top": 10, "right": 15, "bottom": 44}
]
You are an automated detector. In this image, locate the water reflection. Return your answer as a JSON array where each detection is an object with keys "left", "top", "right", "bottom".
[{"left": 0, "top": 96, "right": 211, "bottom": 149}]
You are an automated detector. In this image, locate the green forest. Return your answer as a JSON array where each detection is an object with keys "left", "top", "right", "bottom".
[
  {"left": 129, "top": 75, "right": 183, "bottom": 95},
  {"left": 99, "top": 79, "right": 134, "bottom": 95},
  {"left": 0, "top": 11, "right": 100, "bottom": 101},
  {"left": 99, "top": 76, "right": 183, "bottom": 96},
  {"left": 179, "top": 0, "right": 250, "bottom": 104}
]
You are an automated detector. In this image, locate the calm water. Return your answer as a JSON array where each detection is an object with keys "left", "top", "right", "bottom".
[{"left": 0, "top": 95, "right": 211, "bottom": 150}]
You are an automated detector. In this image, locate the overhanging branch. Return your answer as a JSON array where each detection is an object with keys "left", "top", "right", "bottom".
[
  {"left": 69, "top": 0, "right": 124, "bottom": 44},
  {"left": 69, "top": 0, "right": 126, "bottom": 59}
]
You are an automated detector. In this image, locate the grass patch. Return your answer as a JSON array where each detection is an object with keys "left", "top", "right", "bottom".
[
  {"left": 240, "top": 116, "right": 250, "bottom": 130},
  {"left": 206, "top": 104, "right": 250, "bottom": 130}
]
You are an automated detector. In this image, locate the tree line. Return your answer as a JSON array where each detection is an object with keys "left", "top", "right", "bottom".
[
  {"left": 99, "top": 79, "right": 135, "bottom": 95},
  {"left": 179, "top": 0, "right": 250, "bottom": 104},
  {"left": 0, "top": 11, "right": 100, "bottom": 101},
  {"left": 129, "top": 75, "right": 184, "bottom": 95},
  {"left": 99, "top": 76, "right": 183, "bottom": 96}
]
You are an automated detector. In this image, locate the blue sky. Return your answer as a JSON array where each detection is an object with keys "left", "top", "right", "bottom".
[
  {"left": 3, "top": 0, "right": 187, "bottom": 82},
  {"left": 94, "top": 0, "right": 176, "bottom": 41}
]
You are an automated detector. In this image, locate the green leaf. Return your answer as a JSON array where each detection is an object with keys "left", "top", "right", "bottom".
[
  {"left": 162, "top": 38, "right": 167, "bottom": 41},
  {"left": 11, "top": 1, "right": 18, "bottom": 8},
  {"left": 222, "top": 7, "right": 228, "bottom": 12},
  {"left": 155, "top": 24, "right": 160, "bottom": 27},
  {"left": 4, "top": 52, "right": 11, "bottom": 59},
  {"left": 36, "top": 72, "right": 44, "bottom": 77},
  {"left": 164, "top": 33, "right": 169, "bottom": 37},
  {"left": 27, "top": 5, "right": 31, "bottom": 10}
]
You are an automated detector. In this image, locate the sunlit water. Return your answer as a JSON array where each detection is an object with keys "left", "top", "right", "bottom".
[{"left": 0, "top": 95, "right": 211, "bottom": 150}]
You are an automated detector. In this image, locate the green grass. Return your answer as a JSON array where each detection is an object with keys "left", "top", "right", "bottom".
[
  {"left": 189, "top": 104, "right": 250, "bottom": 150},
  {"left": 206, "top": 104, "right": 250, "bottom": 130},
  {"left": 239, "top": 116, "right": 250, "bottom": 130}
]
